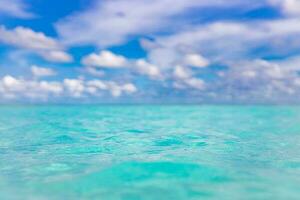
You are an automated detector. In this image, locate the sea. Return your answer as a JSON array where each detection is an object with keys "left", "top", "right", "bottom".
[{"left": 0, "top": 105, "right": 300, "bottom": 199}]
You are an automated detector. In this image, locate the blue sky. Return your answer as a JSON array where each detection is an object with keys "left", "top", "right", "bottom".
[{"left": 0, "top": 0, "right": 300, "bottom": 104}]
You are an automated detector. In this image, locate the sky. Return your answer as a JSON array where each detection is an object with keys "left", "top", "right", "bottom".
[{"left": 0, "top": 0, "right": 300, "bottom": 104}]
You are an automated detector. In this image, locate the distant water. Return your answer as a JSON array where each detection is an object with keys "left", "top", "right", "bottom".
[{"left": 0, "top": 105, "right": 300, "bottom": 200}]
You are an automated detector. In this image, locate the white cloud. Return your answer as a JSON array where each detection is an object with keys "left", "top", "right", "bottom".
[
  {"left": 269, "top": 0, "right": 300, "bottom": 16},
  {"left": 80, "top": 50, "right": 211, "bottom": 84},
  {"left": 209, "top": 58, "right": 300, "bottom": 102},
  {"left": 87, "top": 80, "right": 108, "bottom": 90},
  {"left": 31, "top": 65, "right": 56, "bottom": 78},
  {"left": 97, "top": 81, "right": 137, "bottom": 97},
  {"left": 294, "top": 78, "right": 300, "bottom": 87},
  {"left": 39, "top": 50, "right": 73, "bottom": 63},
  {"left": 0, "top": 26, "right": 60, "bottom": 50},
  {"left": 55, "top": 0, "right": 263, "bottom": 47},
  {"left": 63, "top": 78, "right": 85, "bottom": 98},
  {"left": 2, "top": 75, "right": 22, "bottom": 91},
  {"left": 183, "top": 53, "right": 210, "bottom": 68},
  {"left": 184, "top": 78, "right": 205, "bottom": 90},
  {"left": 0, "top": 75, "right": 138, "bottom": 101},
  {"left": 275, "top": 55, "right": 300, "bottom": 71},
  {"left": 146, "top": 47, "right": 181, "bottom": 69},
  {"left": 0, "top": 75, "right": 63, "bottom": 100},
  {"left": 135, "top": 59, "right": 161, "bottom": 79},
  {"left": 122, "top": 83, "right": 137, "bottom": 93},
  {"left": 0, "top": 0, "right": 34, "bottom": 19},
  {"left": 0, "top": 25, "right": 73, "bottom": 63},
  {"left": 81, "top": 51, "right": 162, "bottom": 80},
  {"left": 241, "top": 70, "right": 257, "bottom": 79},
  {"left": 172, "top": 65, "right": 205, "bottom": 90},
  {"left": 86, "top": 80, "right": 137, "bottom": 97},
  {"left": 173, "top": 65, "right": 191, "bottom": 80},
  {"left": 144, "top": 18, "right": 300, "bottom": 67},
  {"left": 81, "top": 50, "right": 127, "bottom": 68}
]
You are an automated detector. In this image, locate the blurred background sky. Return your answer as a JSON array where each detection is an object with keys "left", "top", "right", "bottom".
[{"left": 1, "top": 0, "right": 300, "bottom": 104}]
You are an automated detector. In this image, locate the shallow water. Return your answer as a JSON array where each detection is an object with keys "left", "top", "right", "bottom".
[{"left": 0, "top": 105, "right": 300, "bottom": 199}]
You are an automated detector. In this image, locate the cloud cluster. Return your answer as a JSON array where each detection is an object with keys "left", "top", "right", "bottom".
[
  {"left": 31, "top": 65, "right": 56, "bottom": 78},
  {"left": 81, "top": 50, "right": 127, "bottom": 68},
  {"left": 0, "top": 0, "right": 34, "bottom": 19},
  {"left": 135, "top": 59, "right": 162, "bottom": 79},
  {"left": 145, "top": 19, "right": 300, "bottom": 65},
  {"left": 0, "top": 75, "right": 137, "bottom": 101},
  {"left": 269, "top": 0, "right": 300, "bottom": 16},
  {"left": 1, "top": 0, "right": 300, "bottom": 103},
  {"left": 173, "top": 65, "right": 205, "bottom": 90},
  {"left": 82, "top": 50, "right": 162, "bottom": 80},
  {"left": 210, "top": 58, "right": 300, "bottom": 103},
  {"left": 55, "top": 0, "right": 263, "bottom": 47},
  {"left": 135, "top": 14, "right": 300, "bottom": 102},
  {"left": 0, "top": 26, "right": 72, "bottom": 63},
  {"left": 183, "top": 54, "right": 210, "bottom": 68},
  {"left": 81, "top": 50, "right": 209, "bottom": 84}
]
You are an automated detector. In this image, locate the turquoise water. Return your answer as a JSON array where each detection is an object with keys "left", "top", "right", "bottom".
[{"left": 0, "top": 105, "right": 300, "bottom": 200}]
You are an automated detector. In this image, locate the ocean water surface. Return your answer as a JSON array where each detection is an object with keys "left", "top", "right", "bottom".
[{"left": 0, "top": 105, "right": 300, "bottom": 199}]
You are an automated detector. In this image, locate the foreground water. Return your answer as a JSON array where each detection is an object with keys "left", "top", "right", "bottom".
[{"left": 0, "top": 105, "right": 300, "bottom": 199}]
